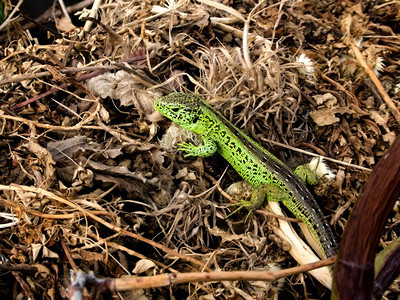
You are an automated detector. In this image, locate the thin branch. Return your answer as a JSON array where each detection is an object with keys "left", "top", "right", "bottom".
[
  {"left": 68, "top": 256, "right": 334, "bottom": 296},
  {"left": 0, "top": 0, "right": 24, "bottom": 32},
  {"left": 349, "top": 39, "right": 400, "bottom": 125},
  {"left": 0, "top": 184, "right": 210, "bottom": 272}
]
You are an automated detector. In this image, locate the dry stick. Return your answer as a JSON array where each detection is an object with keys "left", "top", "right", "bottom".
[
  {"left": 11, "top": 55, "right": 147, "bottom": 110},
  {"left": 58, "top": 0, "right": 73, "bottom": 24},
  {"left": 261, "top": 137, "right": 371, "bottom": 172},
  {"left": 61, "top": 241, "right": 79, "bottom": 274},
  {"left": 83, "top": 0, "right": 102, "bottom": 32},
  {"left": 0, "top": 198, "right": 113, "bottom": 219},
  {"left": 0, "top": 0, "right": 24, "bottom": 32},
  {"left": 0, "top": 184, "right": 210, "bottom": 272},
  {"left": 11, "top": 73, "right": 100, "bottom": 110},
  {"left": 0, "top": 65, "right": 123, "bottom": 86},
  {"left": 12, "top": 271, "right": 35, "bottom": 299},
  {"left": 1, "top": 105, "right": 99, "bottom": 131},
  {"left": 100, "top": 256, "right": 335, "bottom": 291},
  {"left": 96, "top": 119, "right": 138, "bottom": 144},
  {"left": 0, "top": 264, "right": 38, "bottom": 273},
  {"left": 0, "top": 112, "right": 155, "bottom": 147},
  {"left": 349, "top": 39, "right": 400, "bottom": 125},
  {"left": 102, "top": 243, "right": 222, "bottom": 298},
  {"left": 332, "top": 137, "right": 400, "bottom": 299}
]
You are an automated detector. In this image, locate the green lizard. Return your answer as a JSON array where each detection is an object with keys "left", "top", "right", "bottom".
[{"left": 154, "top": 92, "right": 338, "bottom": 258}]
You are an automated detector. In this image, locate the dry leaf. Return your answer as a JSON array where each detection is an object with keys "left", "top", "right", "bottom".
[
  {"left": 56, "top": 16, "right": 76, "bottom": 33},
  {"left": 132, "top": 259, "right": 157, "bottom": 274},
  {"left": 312, "top": 93, "right": 338, "bottom": 108},
  {"left": 310, "top": 109, "right": 340, "bottom": 126},
  {"left": 383, "top": 132, "right": 396, "bottom": 144},
  {"left": 26, "top": 139, "right": 56, "bottom": 187}
]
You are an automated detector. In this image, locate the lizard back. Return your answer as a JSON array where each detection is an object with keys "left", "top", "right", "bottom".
[{"left": 155, "top": 92, "right": 338, "bottom": 258}]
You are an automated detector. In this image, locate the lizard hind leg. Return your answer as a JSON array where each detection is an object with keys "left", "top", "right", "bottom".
[{"left": 226, "top": 183, "right": 287, "bottom": 221}]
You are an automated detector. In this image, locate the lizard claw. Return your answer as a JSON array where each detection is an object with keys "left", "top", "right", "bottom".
[
  {"left": 177, "top": 142, "right": 196, "bottom": 157},
  {"left": 225, "top": 199, "right": 260, "bottom": 222}
]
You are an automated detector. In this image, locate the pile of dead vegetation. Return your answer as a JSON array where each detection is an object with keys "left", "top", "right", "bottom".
[{"left": 0, "top": 0, "right": 399, "bottom": 298}]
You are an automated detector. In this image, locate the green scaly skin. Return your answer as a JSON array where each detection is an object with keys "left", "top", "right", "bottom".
[{"left": 154, "top": 92, "right": 338, "bottom": 258}]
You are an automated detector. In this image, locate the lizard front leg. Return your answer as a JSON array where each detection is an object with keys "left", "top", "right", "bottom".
[{"left": 178, "top": 138, "right": 217, "bottom": 157}]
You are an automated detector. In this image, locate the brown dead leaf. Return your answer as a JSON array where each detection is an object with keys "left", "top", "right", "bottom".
[
  {"left": 86, "top": 160, "right": 157, "bottom": 184},
  {"left": 369, "top": 110, "right": 390, "bottom": 132},
  {"left": 86, "top": 73, "right": 115, "bottom": 98},
  {"left": 26, "top": 139, "right": 56, "bottom": 188},
  {"left": 42, "top": 245, "right": 59, "bottom": 259},
  {"left": 78, "top": 250, "right": 105, "bottom": 262},
  {"left": 310, "top": 109, "right": 340, "bottom": 126},
  {"left": 47, "top": 136, "right": 172, "bottom": 191},
  {"left": 383, "top": 132, "right": 396, "bottom": 145},
  {"left": 32, "top": 263, "right": 52, "bottom": 278},
  {"left": 132, "top": 259, "right": 157, "bottom": 275},
  {"left": 312, "top": 93, "right": 338, "bottom": 108},
  {"left": 56, "top": 16, "right": 76, "bottom": 33},
  {"left": 99, "top": 106, "right": 110, "bottom": 123},
  {"left": 86, "top": 70, "right": 161, "bottom": 120},
  {"left": 47, "top": 136, "right": 88, "bottom": 163},
  {"left": 11, "top": 248, "right": 27, "bottom": 263}
]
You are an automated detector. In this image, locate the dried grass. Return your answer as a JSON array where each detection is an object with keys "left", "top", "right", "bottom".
[{"left": 0, "top": 0, "right": 399, "bottom": 298}]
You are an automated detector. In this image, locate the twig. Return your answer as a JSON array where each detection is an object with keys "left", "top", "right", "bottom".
[
  {"left": 12, "top": 271, "right": 35, "bottom": 299},
  {"left": 83, "top": 0, "right": 102, "bottom": 32},
  {"left": 3, "top": 98, "right": 100, "bottom": 129},
  {"left": 58, "top": 0, "right": 73, "bottom": 24},
  {"left": 0, "top": 198, "right": 113, "bottom": 219},
  {"left": 0, "top": 66, "right": 122, "bottom": 86},
  {"left": 255, "top": 209, "right": 300, "bottom": 223},
  {"left": 349, "top": 39, "right": 400, "bottom": 125},
  {"left": 61, "top": 241, "right": 79, "bottom": 274},
  {"left": 0, "top": 184, "right": 210, "bottom": 272},
  {"left": 0, "top": 0, "right": 24, "bottom": 32},
  {"left": 261, "top": 137, "right": 372, "bottom": 172},
  {"left": 69, "top": 256, "right": 334, "bottom": 294},
  {"left": 0, "top": 264, "right": 37, "bottom": 273},
  {"left": 10, "top": 54, "right": 147, "bottom": 110},
  {"left": 96, "top": 118, "right": 138, "bottom": 144}
]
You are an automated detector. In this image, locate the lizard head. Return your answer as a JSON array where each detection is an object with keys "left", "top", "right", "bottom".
[{"left": 154, "top": 92, "right": 208, "bottom": 133}]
